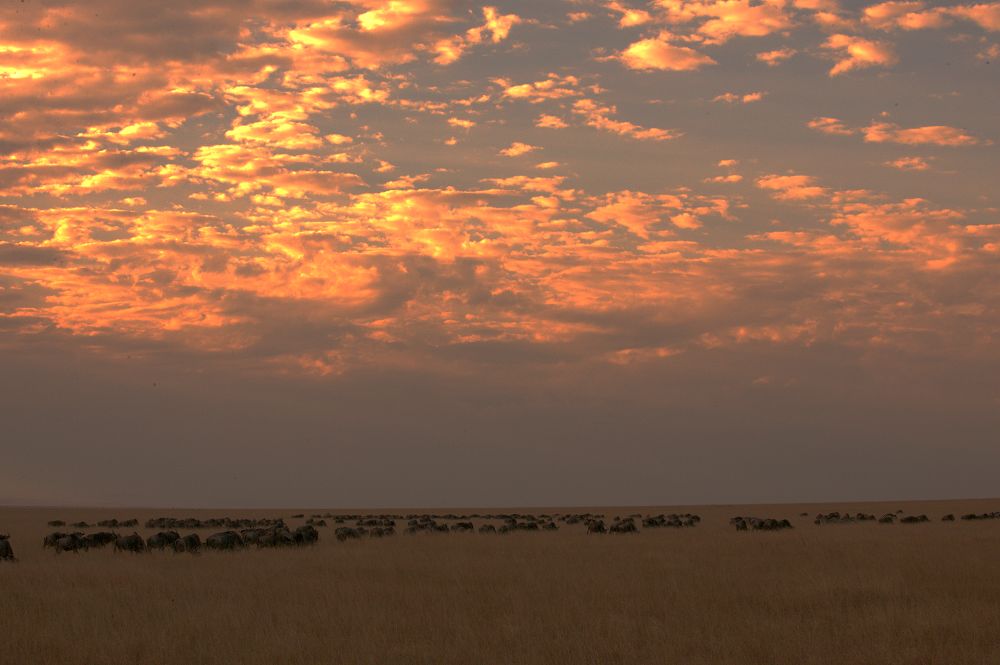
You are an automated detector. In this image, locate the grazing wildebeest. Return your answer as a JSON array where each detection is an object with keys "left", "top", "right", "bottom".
[
  {"left": 335, "top": 527, "right": 362, "bottom": 542},
  {"left": 44, "top": 532, "right": 69, "bottom": 549},
  {"left": 146, "top": 531, "right": 181, "bottom": 550},
  {"left": 172, "top": 533, "right": 202, "bottom": 553},
  {"left": 734, "top": 516, "right": 792, "bottom": 532},
  {"left": 610, "top": 520, "right": 638, "bottom": 534},
  {"left": 587, "top": 520, "right": 607, "bottom": 534},
  {"left": 47, "top": 520, "right": 66, "bottom": 527},
  {"left": 55, "top": 533, "right": 88, "bottom": 553},
  {"left": 0, "top": 534, "right": 15, "bottom": 562},
  {"left": 478, "top": 525, "right": 497, "bottom": 534},
  {"left": 900, "top": 515, "right": 930, "bottom": 524},
  {"left": 84, "top": 532, "right": 117, "bottom": 549},
  {"left": 205, "top": 531, "right": 244, "bottom": 550},
  {"left": 942, "top": 514, "right": 956, "bottom": 521},
  {"left": 115, "top": 532, "right": 146, "bottom": 553},
  {"left": 295, "top": 525, "right": 320, "bottom": 544}
]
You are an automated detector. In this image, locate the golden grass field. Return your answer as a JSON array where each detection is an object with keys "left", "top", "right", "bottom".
[{"left": 3, "top": 500, "right": 1000, "bottom": 665}]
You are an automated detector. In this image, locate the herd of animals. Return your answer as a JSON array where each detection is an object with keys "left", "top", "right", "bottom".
[{"left": 0, "top": 510, "right": 998, "bottom": 563}]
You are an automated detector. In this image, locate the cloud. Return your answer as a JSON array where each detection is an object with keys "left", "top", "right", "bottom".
[
  {"left": 807, "top": 116, "right": 857, "bottom": 136},
  {"left": 572, "top": 99, "right": 680, "bottom": 140},
  {"left": 823, "top": 34, "right": 898, "bottom": 75},
  {"left": 756, "top": 48, "right": 796, "bottom": 65},
  {"left": 585, "top": 190, "right": 680, "bottom": 238},
  {"left": 606, "top": 1, "right": 654, "bottom": 26},
  {"left": 536, "top": 114, "right": 569, "bottom": 129},
  {"left": 756, "top": 174, "right": 828, "bottom": 201},
  {"left": 863, "top": 122, "right": 980, "bottom": 145},
  {"left": 950, "top": 3, "right": 1000, "bottom": 31},
  {"left": 713, "top": 91, "right": 766, "bottom": 103},
  {"left": 617, "top": 33, "right": 716, "bottom": 71},
  {"left": 499, "top": 74, "right": 583, "bottom": 102},
  {"left": 808, "top": 118, "right": 980, "bottom": 146},
  {"left": 863, "top": 2, "right": 952, "bottom": 30},
  {"left": 500, "top": 142, "right": 540, "bottom": 157},
  {"left": 885, "top": 156, "right": 933, "bottom": 170},
  {"left": 287, "top": 2, "right": 517, "bottom": 70}
]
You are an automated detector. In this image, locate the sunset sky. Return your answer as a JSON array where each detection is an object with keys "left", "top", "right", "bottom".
[{"left": 1, "top": 0, "right": 998, "bottom": 507}]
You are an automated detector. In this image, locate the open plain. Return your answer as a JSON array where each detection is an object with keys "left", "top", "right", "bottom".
[{"left": 3, "top": 499, "right": 1000, "bottom": 665}]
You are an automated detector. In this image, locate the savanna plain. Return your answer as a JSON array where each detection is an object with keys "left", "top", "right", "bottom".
[{"left": 3, "top": 500, "right": 1000, "bottom": 665}]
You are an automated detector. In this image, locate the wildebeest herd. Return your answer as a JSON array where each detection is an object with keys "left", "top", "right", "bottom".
[{"left": 0, "top": 509, "right": 992, "bottom": 563}]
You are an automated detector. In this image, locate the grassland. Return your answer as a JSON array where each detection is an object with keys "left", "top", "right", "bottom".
[{"left": 3, "top": 500, "right": 1000, "bottom": 664}]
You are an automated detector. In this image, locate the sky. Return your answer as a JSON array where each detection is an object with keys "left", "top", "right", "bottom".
[{"left": 1, "top": 0, "right": 998, "bottom": 508}]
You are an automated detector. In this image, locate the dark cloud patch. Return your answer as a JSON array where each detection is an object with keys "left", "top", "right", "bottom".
[{"left": 0, "top": 243, "right": 67, "bottom": 266}]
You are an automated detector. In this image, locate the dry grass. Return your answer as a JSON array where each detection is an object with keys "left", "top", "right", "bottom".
[{"left": 3, "top": 500, "right": 1000, "bottom": 664}]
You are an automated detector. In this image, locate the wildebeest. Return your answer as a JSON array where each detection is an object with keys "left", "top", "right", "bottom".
[
  {"left": 900, "top": 514, "right": 930, "bottom": 524},
  {"left": 172, "top": 533, "right": 202, "bottom": 553},
  {"left": 478, "top": 524, "right": 497, "bottom": 534},
  {"left": 295, "top": 525, "right": 319, "bottom": 544},
  {"left": 84, "top": 532, "right": 117, "bottom": 549},
  {"left": 732, "top": 516, "right": 793, "bottom": 531},
  {"left": 335, "top": 527, "right": 362, "bottom": 542},
  {"left": 43, "top": 531, "right": 86, "bottom": 553},
  {"left": 0, "top": 534, "right": 15, "bottom": 561},
  {"left": 587, "top": 520, "right": 607, "bottom": 534},
  {"left": 44, "top": 532, "right": 70, "bottom": 549},
  {"left": 146, "top": 531, "right": 181, "bottom": 550},
  {"left": 54, "top": 533, "right": 89, "bottom": 553},
  {"left": 609, "top": 520, "right": 638, "bottom": 534},
  {"left": 205, "top": 531, "right": 244, "bottom": 550},
  {"left": 47, "top": 520, "right": 66, "bottom": 527},
  {"left": 942, "top": 514, "right": 956, "bottom": 521},
  {"left": 114, "top": 532, "right": 146, "bottom": 553}
]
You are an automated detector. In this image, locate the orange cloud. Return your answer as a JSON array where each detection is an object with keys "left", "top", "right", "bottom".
[
  {"left": 536, "top": 114, "right": 569, "bottom": 129},
  {"left": 585, "top": 190, "right": 681, "bottom": 238},
  {"left": 618, "top": 33, "right": 716, "bottom": 71},
  {"left": 500, "top": 142, "right": 540, "bottom": 157},
  {"left": 823, "top": 34, "right": 898, "bottom": 75},
  {"left": 572, "top": 99, "right": 680, "bottom": 140},
  {"left": 606, "top": 1, "right": 654, "bottom": 26},
  {"left": 807, "top": 117, "right": 856, "bottom": 136},
  {"left": 499, "top": 74, "right": 583, "bottom": 102},
  {"left": 713, "top": 91, "right": 766, "bottom": 103},
  {"left": 756, "top": 48, "right": 796, "bottom": 65},
  {"left": 863, "top": 122, "right": 980, "bottom": 146},
  {"left": 885, "top": 156, "right": 933, "bottom": 170},
  {"left": 756, "top": 174, "right": 828, "bottom": 201},
  {"left": 863, "top": 2, "right": 952, "bottom": 30},
  {"left": 950, "top": 3, "right": 1000, "bottom": 31}
]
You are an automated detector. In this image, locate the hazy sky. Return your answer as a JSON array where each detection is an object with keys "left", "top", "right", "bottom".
[{"left": 1, "top": 0, "right": 998, "bottom": 507}]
